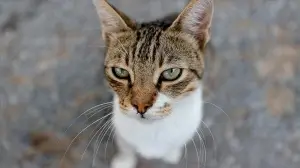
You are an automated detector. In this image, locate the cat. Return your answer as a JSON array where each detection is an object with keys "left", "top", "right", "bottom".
[{"left": 92, "top": 0, "right": 214, "bottom": 167}]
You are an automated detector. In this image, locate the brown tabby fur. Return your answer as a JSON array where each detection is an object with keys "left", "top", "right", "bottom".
[{"left": 94, "top": 0, "right": 213, "bottom": 112}]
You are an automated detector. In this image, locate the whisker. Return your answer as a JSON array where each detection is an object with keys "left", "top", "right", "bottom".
[
  {"left": 64, "top": 102, "right": 113, "bottom": 134},
  {"left": 81, "top": 122, "right": 103, "bottom": 161},
  {"left": 80, "top": 112, "right": 113, "bottom": 159},
  {"left": 196, "top": 128, "right": 205, "bottom": 163},
  {"left": 94, "top": 122, "right": 114, "bottom": 164},
  {"left": 60, "top": 115, "right": 110, "bottom": 167},
  {"left": 184, "top": 144, "right": 188, "bottom": 168},
  {"left": 201, "top": 120, "right": 217, "bottom": 157},
  {"left": 83, "top": 117, "right": 112, "bottom": 160},
  {"left": 86, "top": 105, "right": 113, "bottom": 120},
  {"left": 196, "top": 129, "right": 206, "bottom": 168},
  {"left": 92, "top": 120, "right": 113, "bottom": 166},
  {"left": 203, "top": 101, "right": 232, "bottom": 123},
  {"left": 104, "top": 127, "right": 115, "bottom": 161},
  {"left": 86, "top": 102, "right": 113, "bottom": 116},
  {"left": 191, "top": 138, "right": 200, "bottom": 168}
]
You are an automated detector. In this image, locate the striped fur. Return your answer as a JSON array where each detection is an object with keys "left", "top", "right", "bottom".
[
  {"left": 94, "top": 0, "right": 212, "bottom": 112},
  {"left": 93, "top": 0, "right": 214, "bottom": 167}
]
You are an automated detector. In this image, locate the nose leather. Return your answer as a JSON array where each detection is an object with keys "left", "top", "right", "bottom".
[{"left": 131, "top": 101, "right": 151, "bottom": 114}]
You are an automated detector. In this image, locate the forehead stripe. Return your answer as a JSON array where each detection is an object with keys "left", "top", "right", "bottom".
[{"left": 151, "top": 31, "right": 162, "bottom": 63}]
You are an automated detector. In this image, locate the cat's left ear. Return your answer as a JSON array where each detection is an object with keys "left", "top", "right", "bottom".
[
  {"left": 169, "top": 0, "right": 214, "bottom": 49},
  {"left": 93, "top": 0, "right": 135, "bottom": 39}
]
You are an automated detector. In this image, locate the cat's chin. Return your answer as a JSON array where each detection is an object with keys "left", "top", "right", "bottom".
[
  {"left": 135, "top": 117, "right": 156, "bottom": 124},
  {"left": 139, "top": 115, "right": 168, "bottom": 123},
  {"left": 134, "top": 115, "right": 167, "bottom": 123},
  {"left": 120, "top": 111, "right": 168, "bottom": 123}
]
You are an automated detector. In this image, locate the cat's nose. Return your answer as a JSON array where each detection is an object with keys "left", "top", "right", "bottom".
[
  {"left": 131, "top": 85, "right": 157, "bottom": 114},
  {"left": 131, "top": 101, "right": 152, "bottom": 114}
]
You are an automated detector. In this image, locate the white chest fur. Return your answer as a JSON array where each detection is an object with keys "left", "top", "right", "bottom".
[{"left": 113, "top": 86, "right": 203, "bottom": 160}]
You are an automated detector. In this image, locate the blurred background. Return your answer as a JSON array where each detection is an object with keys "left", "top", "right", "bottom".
[{"left": 0, "top": 0, "right": 299, "bottom": 168}]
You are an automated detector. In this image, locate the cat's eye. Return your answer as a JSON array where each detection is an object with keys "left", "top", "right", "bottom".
[
  {"left": 112, "top": 67, "right": 130, "bottom": 79},
  {"left": 161, "top": 68, "right": 182, "bottom": 81}
]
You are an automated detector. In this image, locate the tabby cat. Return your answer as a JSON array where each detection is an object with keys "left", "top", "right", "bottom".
[{"left": 93, "top": 0, "right": 214, "bottom": 167}]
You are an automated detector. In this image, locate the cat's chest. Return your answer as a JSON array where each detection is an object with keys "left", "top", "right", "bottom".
[
  {"left": 115, "top": 114, "right": 189, "bottom": 142},
  {"left": 113, "top": 108, "right": 202, "bottom": 158}
]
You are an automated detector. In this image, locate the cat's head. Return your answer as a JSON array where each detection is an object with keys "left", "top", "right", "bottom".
[{"left": 93, "top": 0, "right": 213, "bottom": 120}]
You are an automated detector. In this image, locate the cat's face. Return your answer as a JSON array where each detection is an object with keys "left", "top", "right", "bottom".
[
  {"left": 105, "top": 30, "right": 204, "bottom": 120},
  {"left": 93, "top": 0, "right": 213, "bottom": 120}
]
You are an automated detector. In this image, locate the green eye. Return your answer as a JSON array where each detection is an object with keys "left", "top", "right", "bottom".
[
  {"left": 112, "top": 67, "right": 129, "bottom": 79},
  {"left": 161, "top": 68, "right": 182, "bottom": 81}
]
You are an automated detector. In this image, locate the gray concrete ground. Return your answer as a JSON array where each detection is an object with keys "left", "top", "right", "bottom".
[{"left": 0, "top": 0, "right": 300, "bottom": 168}]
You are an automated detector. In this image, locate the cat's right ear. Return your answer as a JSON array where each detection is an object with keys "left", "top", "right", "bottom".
[
  {"left": 169, "top": 0, "right": 214, "bottom": 49},
  {"left": 93, "top": 0, "right": 135, "bottom": 40}
]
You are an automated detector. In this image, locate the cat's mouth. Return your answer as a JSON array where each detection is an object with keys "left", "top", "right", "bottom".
[
  {"left": 133, "top": 109, "right": 171, "bottom": 121},
  {"left": 118, "top": 103, "right": 172, "bottom": 121},
  {"left": 121, "top": 109, "right": 170, "bottom": 121},
  {"left": 135, "top": 114, "right": 167, "bottom": 123},
  {"left": 137, "top": 112, "right": 146, "bottom": 119}
]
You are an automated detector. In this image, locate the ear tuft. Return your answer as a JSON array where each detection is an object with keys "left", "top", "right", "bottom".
[
  {"left": 169, "top": 0, "right": 214, "bottom": 49},
  {"left": 93, "top": 0, "right": 135, "bottom": 40}
]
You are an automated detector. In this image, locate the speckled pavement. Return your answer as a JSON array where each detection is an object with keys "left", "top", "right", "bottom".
[{"left": 0, "top": 0, "right": 299, "bottom": 168}]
